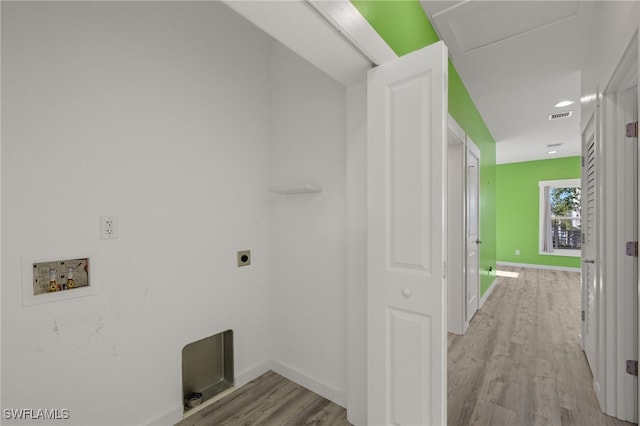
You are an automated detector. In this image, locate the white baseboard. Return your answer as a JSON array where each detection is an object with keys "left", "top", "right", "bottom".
[
  {"left": 270, "top": 361, "right": 347, "bottom": 408},
  {"left": 496, "top": 261, "right": 580, "bottom": 273},
  {"left": 479, "top": 278, "right": 497, "bottom": 309},
  {"left": 146, "top": 405, "right": 183, "bottom": 426},
  {"left": 235, "top": 359, "right": 272, "bottom": 389}
]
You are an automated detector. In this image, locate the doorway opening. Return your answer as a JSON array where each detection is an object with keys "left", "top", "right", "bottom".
[{"left": 447, "top": 115, "right": 481, "bottom": 336}]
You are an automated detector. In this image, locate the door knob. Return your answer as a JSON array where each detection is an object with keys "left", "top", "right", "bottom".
[
  {"left": 583, "top": 259, "right": 595, "bottom": 264},
  {"left": 402, "top": 288, "right": 412, "bottom": 298},
  {"left": 475, "top": 239, "right": 482, "bottom": 244}
]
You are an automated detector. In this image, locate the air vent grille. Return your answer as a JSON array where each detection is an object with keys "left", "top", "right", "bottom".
[{"left": 549, "top": 111, "right": 573, "bottom": 120}]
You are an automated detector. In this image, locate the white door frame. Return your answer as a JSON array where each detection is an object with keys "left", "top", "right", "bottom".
[
  {"left": 597, "top": 30, "right": 638, "bottom": 422},
  {"left": 448, "top": 115, "right": 467, "bottom": 335},
  {"left": 447, "top": 119, "right": 482, "bottom": 336},
  {"left": 465, "top": 136, "right": 481, "bottom": 326}
]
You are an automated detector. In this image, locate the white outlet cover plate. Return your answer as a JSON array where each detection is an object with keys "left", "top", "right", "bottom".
[{"left": 100, "top": 216, "right": 118, "bottom": 240}]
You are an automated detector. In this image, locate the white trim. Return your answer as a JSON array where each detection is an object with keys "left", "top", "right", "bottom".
[
  {"left": 234, "top": 359, "right": 272, "bottom": 390},
  {"left": 466, "top": 135, "right": 481, "bottom": 159},
  {"left": 448, "top": 114, "right": 465, "bottom": 145},
  {"left": 479, "top": 278, "right": 497, "bottom": 308},
  {"left": 270, "top": 360, "right": 347, "bottom": 408},
  {"left": 308, "top": 0, "right": 398, "bottom": 66},
  {"left": 146, "top": 406, "right": 183, "bottom": 426},
  {"left": 540, "top": 249, "right": 581, "bottom": 258},
  {"left": 346, "top": 82, "right": 368, "bottom": 426},
  {"left": 466, "top": 135, "right": 481, "bottom": 324},
  {"left": 447, "top": 115, "right": 466, "bottom": 336},
  {"left": 223, "top": 0, "right": 399, "bottom": 86},
  {"left": 496, "top": 261, "right": 581, "bottom": 273},
  {"left": 538, "top": 178, "right": 582, "bottom": 189},
  {"left": 600, "top": 38, "right": 639, "bottom": 419}
]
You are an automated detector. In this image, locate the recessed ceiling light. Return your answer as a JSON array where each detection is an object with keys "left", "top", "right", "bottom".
[
  {"left": 554, "top": 100, "right": 574, "bottom": 108},
  {"left": 548, "top": 150, "right": 559, "bottom": 154}
]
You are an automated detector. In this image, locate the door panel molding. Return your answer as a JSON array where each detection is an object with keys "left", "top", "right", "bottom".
[{"left": 367, "top": 41, "right": 448, "bottom": 426}]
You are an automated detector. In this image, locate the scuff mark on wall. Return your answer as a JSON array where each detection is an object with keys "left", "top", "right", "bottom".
[{"left": 76, "top": 317, "right": 104, "bottom": 350}]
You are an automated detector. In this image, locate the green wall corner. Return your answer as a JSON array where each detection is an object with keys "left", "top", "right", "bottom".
[
  {"left": 352, "top": 0, "right": 498, "bottom": 295},
  {"left": 351, "top": 0, "right": 439, "bottom": 56},
  {"left": 496, "top": 157, "right": 582, "bottom": 269}
]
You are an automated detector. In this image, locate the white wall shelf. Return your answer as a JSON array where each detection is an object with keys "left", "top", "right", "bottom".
[{"left": 268, "top": 184, "right": 323, "bottom": 195}]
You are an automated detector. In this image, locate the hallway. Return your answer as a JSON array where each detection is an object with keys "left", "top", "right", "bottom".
[{"left": 447, "top": 266, "right": 635, "bottom": 426}]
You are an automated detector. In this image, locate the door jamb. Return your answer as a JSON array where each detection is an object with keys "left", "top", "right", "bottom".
[{"left": 599, "top": 29, "right": 639, "bottom": 422}]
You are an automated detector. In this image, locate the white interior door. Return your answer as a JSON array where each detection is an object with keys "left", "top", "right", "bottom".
[
  {"left": 466, "top": 139, "right": 480, "bottom": 323},
  {"left": 367, "top": 41, "right": 448, "bottom": 426},
  {"left": 581, "top": 113, "right": 598, "bottom": 375}
]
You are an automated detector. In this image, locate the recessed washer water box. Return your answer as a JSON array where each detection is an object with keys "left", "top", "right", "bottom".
[
  {"left": 182, "top": 330, "right": 234, "bottom": 412},
  {"left": 32, "top": 258, "right": 90, "bottom": 295},
  {"left": 22, "top": 251, "right": 97, "bottom": 306}
]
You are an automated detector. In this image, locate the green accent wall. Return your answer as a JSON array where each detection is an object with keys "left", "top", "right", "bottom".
[
  {"left": 496, "top": 157, "right": 581, "bottom": 269},
  {"left": 352, "top": 0, "right": 497, "bottom": 295}
]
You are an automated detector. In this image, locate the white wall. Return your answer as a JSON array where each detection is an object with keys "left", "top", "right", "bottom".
[
  {"left": 268, "top": 40, "right": 348, "bottom": 406},
  {"left": 346, "top": 82, "right": 367, "bottom": 426},
  {"left": 2, "top": 3, "right": 274, "bottom": 425}
]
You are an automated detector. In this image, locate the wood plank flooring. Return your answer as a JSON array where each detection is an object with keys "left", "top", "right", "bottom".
[
  {"left": 175, "top": 370, "right": 350, "bottom": 426},
  {"left": 177, "top": 266, "right": 635, "bottom": 426},
  {"left": 448, "top": 266, "right": 635, "bottom": 426}
]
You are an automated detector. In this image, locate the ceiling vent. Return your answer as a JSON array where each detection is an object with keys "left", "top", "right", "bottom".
[
  {"left": 549, "top": 111, "right": 573, "bottom": 120},
  {"left": 546, "top": 143, "right": 563, "bottom": 148}
]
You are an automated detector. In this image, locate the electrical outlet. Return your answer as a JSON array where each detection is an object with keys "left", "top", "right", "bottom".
[
  {"left": 237, "top": 250, "right": 251, "bottom": 267},
  {"left": 100, "top": 216, "right": 118, "bottom": 240},
  {"left": 515, "top": 249, "right": 520, "bottom": 256}
]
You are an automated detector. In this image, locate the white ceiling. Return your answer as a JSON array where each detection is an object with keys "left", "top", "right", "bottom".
[
  {"left": 421, "top": 0, "right": 596, "bottom": 164},
  {"left": 225, "top": 0, "right": 596, "bottom": 164}
]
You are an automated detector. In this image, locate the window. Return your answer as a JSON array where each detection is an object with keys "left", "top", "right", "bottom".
[{"left": 539, "top": 179, "right": 581, "bottom": 257}]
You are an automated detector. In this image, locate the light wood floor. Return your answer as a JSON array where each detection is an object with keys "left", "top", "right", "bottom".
[
  {"left": 175, "top": 370, "right": 350, "bottom": 426},
  {"left": 448, "top": 266, "right": 635, "bottom": 426},
  {"left": 177, "top": 266, "right": 635, "bottom": 426}
]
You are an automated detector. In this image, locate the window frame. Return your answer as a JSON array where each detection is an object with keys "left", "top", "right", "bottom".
[{"left": 538, "top": 178, "right": 581, "bottom": 257}]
